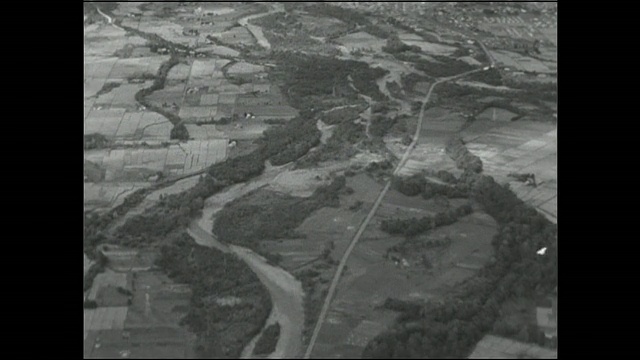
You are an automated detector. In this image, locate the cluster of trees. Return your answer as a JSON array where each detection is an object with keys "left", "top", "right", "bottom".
[
  {"left": 413, "top": 55, "right": 477, "bottom": 78},
  {"left": 134, "top": 55, "right": 183, "bottom": 125},
  {"left": 253, "top": 323, "right": 281, "bottom": 356},
  {"left": 213, "top": 177, "right": 346, "bottom": 250},
  {"left": 381, "top": 203, "right": 473, "bottom": 237},
  {"left": 273, "top": 53, "right": 388, "bottom": 108},
  {"left": 261, "top": 116, "right": 321, "bottom": 166},
  {"left": 446, "top": 137, "right": 483, "bottom": 173},
  {"left": 423, "top": 182, "right": 469, "bottom": 200},
  {"left": 83, "top": 251, "right": 108, "bottom": 292},
  {"left": 119, "top": 22, "right": 191, "bottom": 53},
  {"left": 84, "top": 134, "right": 110, "bottom": 150},
  {"left": 383, "top": 35, "right": 421, "bottom": 54},
  {"left": 435, "top": 81, "right": 554, "bottom": 124},
  {"left": 433, "top": 82, "right": 474, "bottom": 102},
  {"left": 387, "top": 236, "right": 452, "bottom": 261},
  {"left": 467, "top": 68, "right": 504, "bottom": 86},
  {"left": 298, "top": 112, "right": 367, "bottom": 167},
  {"left": 434, "top": 170, "right": 458, "bottom": 184},
  {"left": 296, "top": 267, "right": 330, "bottom": 344},
  {"left": 155, "top": 232, "right": 272, "bottom": 358},
  {"left": 392, "top": 174, "right": 469, "bottom": 199},
  {"left": 369, "top": 114, "right": 398, "bottom": 138},
  {"left": 392, "top": 174, "right": 427, "bottom": 196},
  {"left": 362, "top": 171, "right": 557, "bottom": 359},
  {"left": 303, "top": 2, "right": 396, "bottom": 41},
  {"left": 113, "top": 90, "right": 336, "bottom": 247},
  {"left": 318, "top": 104, "right": 367, "bottom": 126},
  {"left": 382, "top": 298, "right": 423, "bottom": 315},
  {"left": 351, "top": 67, "right": 389, "bottom": 102},
  {"left": 84, "top": 186, "right": 155, "bottom": 255},
  {"left": 209, "top": 151, "right": 266, "bottom": 185},
  {"left": 327, "top": 114, "right": 366, "bottom": 147},
  {"left": 170, "top": 123, "right": 190, "bottom": 140},
  {"left": 305, "top": 3, "right": 372, "bottom": 28},
  {"left": 507, "top": 79, "right": 558, "bottom": 103},
  {"left": 95, "top": 82, "right": 122, "bottom": 97},
  {"left": 250, "top": 12, "right": 298, "bottom": 33}
]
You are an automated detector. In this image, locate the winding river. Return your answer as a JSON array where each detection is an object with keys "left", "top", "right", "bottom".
[{"left": 186, "top": 162, "right": 305, "bottom": 359}]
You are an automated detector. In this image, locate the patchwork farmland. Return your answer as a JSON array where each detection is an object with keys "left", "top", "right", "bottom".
[{"left": 462, "top": 119, "right": 557, "bottom": 221}]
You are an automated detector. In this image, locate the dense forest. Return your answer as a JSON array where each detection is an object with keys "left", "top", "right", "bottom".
[
  {"left": 156, "top": 232, "right": 272, "bottom": 358},
  {"left": 369, "top": 114, "right": 398, "bottom": 138},
  {"left": 261, "top": 115, "right": 322, "bottom": 166},
  {"left": 272, "top": 52, "right": 388, "bottom": 108},
  {"left": 253, "top": 323, "right": 281, "bottom": 356},
  {"left": 410, "top": 54, "right": 478, "bottom": 78},
  {"left": 381, "top": 203, "right": 473, "bottom": 237},
  {"left": 363, "top": 170, "right": 557, "bottom": 358},
  {"left": 392, "top": 173, "right": 469, "bottom": 199},
  {"left": 84, "top": 133, "right": 110, "bottom": 150},
  {"left": 445, "top": 137, "right": 483, "bottom": 173},
  {"left": 382, "top": 35, "right": 421, "bottom": 54},
  {"left": 213, "top": 177, "right": 347, "bottom": 250},
  {"left": 466, "top": 68, "right": 505, "bottom": 86}
]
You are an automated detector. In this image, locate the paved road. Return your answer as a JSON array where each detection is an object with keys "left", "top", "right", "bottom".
[{"left": 303, "top": 67, "right": 484, "bottom": 359}]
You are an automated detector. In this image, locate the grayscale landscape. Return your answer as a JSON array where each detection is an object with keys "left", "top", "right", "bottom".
[{"left": 84, "top": 2, "right": 557, "bottom": 358}]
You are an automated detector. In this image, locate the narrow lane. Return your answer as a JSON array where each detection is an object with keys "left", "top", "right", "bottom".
[{"left": 303, "top": 67, "right": 485, "bottom": 359}]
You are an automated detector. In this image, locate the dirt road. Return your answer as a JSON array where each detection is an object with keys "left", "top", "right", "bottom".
[
  {"left": 303, "top": 67, "right": 484, "bottom": 359},
  {"left": 95, "top": 6, "right": 123, "bottom": 31}
]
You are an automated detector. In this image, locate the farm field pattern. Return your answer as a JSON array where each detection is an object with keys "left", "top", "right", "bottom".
[{"left": 85, "top": 2, "right": 556, "bottom": 359}]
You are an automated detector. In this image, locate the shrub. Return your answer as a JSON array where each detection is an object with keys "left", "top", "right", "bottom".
[{"left": 253, "top": 323, "right": 281, "bottom": 356}]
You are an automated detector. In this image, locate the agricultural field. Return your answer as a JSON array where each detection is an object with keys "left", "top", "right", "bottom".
[
  {"left": 84, "top": 264, "right": 196, "bottom": 359},
  {"left": 309, "top": 184, "right": 498, "bottom": 358},
  {"left": 461, "top": 119, "right": 557, "bottom": 220},
  {"left": 86, "top": 2, "right": 556, "bottom": 358},
  {"left": 84, "top": 182, "right": 145, "bottom": 212},
  {"left": 84, "top": 139, "right": 227, "bottom": 180},
  {"left": 399, "top": 38, "right": 458, "bottom": 57},
  {"left": 491, "top": 50, "right": 555, "bottom": 74},
  {"left": 84, "top": 110, "right": 172, "bottom": 141}
]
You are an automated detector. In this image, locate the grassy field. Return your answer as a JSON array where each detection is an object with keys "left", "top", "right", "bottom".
[
  {"left": 85, "top": 266, "right": 196, "bottom": 358},
  {"left": 307, "top": 173, "right": 498, "bottom": 358}
]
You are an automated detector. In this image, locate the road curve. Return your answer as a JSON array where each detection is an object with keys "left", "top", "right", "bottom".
[{"left": 303, "top": 67, "right": 484, "bottom": 359}]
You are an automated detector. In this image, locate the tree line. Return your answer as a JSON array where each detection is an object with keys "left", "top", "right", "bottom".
[
  {"left": 213, "top": 176, "right": 347, "bottom": 251},
  {"left": 392, "top": 173, "right": 469, "bottom": 199},
  {"left": 380, "top": 203, "right": 473, "bottom": 237},
  {"left": 155, "top": 231, "right": 272, "bottom": 358},
  {"left": 362, "top": 170, "right": 557, "bottom": 358},
  {"left": 446, "top": 137, "right": 483, "bottom": 173}
]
